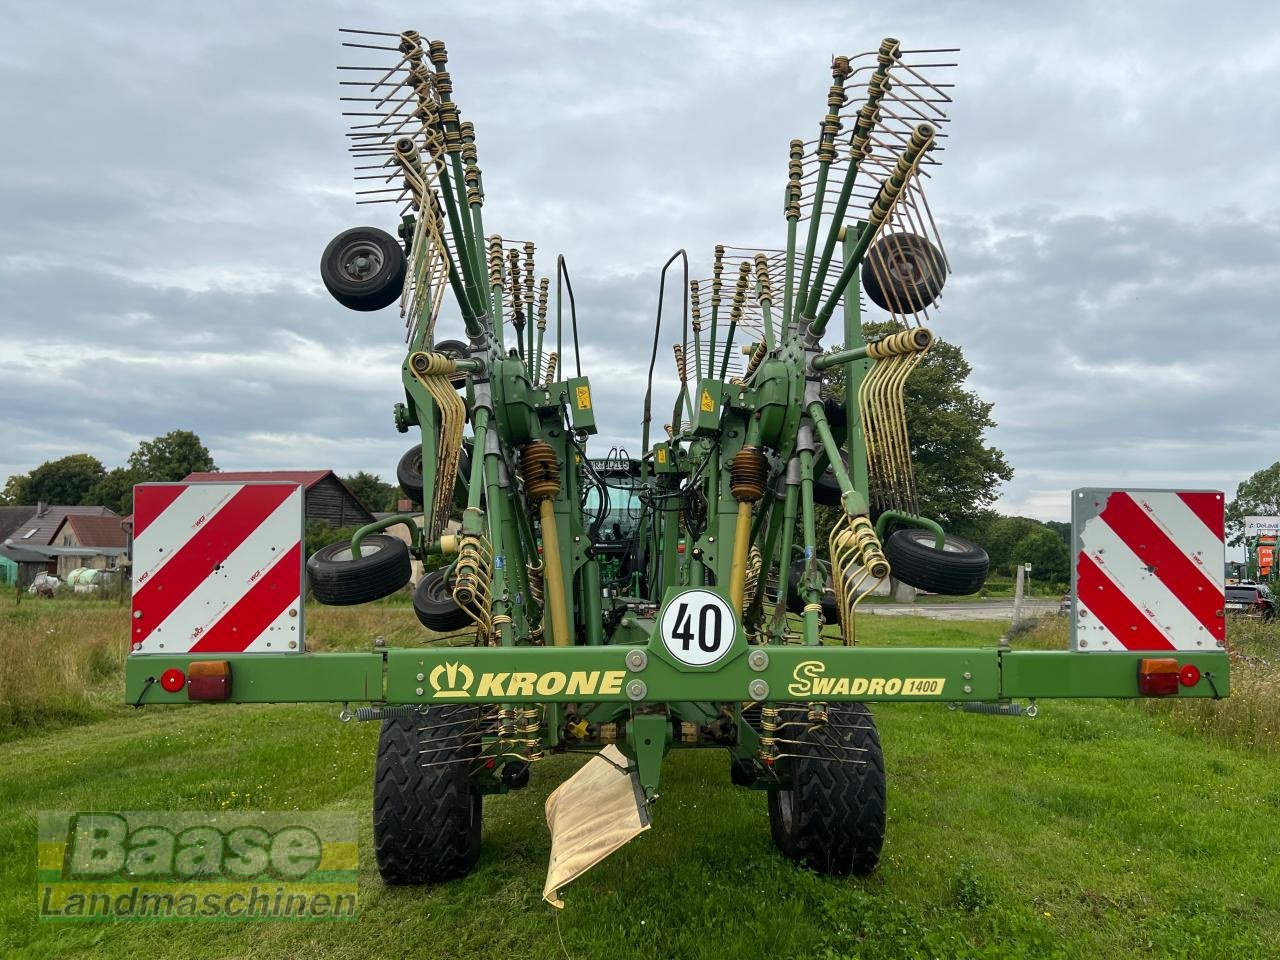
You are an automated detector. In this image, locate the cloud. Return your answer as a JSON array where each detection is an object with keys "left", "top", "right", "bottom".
[{"left": 2, "top": 0, "right": 1277, "bottom": 536}]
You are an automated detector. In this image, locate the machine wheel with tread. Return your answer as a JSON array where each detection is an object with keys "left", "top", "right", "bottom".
[
  {"left": 374, "top": 708, "right": 483, "bottom": 884},
  {"left": 397, "top": 446, "right": 424, "bottom": 505},
  {"left": 767, "top": 702, "right": 885, "bottom": 875},
  {"left": 883, "top": 528, "right": 989, "bottom": 596},
  {"left": 861, "top": 231, "right": 947, "bottom": 314},
  {"left": 307, "top": 534, "right": 410, "bottom": 605},
  {"left": 320, "top": 226, "right": 407, "bottom": 312},
  {"left": 412, "top": 569, "right": 473, "bottom": 632}
]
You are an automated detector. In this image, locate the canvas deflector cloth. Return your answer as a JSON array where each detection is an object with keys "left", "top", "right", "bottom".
[{"left": 542, "top": 745, "right": 651, "bottom": 908}]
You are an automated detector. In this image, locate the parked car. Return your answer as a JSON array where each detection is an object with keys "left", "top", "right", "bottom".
[{"left": 1225, "top": 582, "right": 1277, "bottom": 621}]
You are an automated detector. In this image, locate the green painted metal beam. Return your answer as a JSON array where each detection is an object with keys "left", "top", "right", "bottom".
[{"left": 125, "top": 646, "right": 1229, "bottom": 708}]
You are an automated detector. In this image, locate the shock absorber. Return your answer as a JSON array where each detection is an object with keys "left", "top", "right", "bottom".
[
  {"left": 729, "top": 446, "right": 768, "bottom": 614},
  {"left": 520, "top": 441, "right": 572, "bottom": 646}
]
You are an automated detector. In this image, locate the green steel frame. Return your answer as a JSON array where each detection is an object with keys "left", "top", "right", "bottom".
[{"left": 126, "top": 33, "right": 1230, "bottom": 802}]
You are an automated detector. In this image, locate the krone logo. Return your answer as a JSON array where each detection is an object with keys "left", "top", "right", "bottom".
[{"left": 430, "top": 661, "right": 475, "bottom": 698}]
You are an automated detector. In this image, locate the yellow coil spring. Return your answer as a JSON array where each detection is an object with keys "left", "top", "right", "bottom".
[
  {"left": 673, "top": 344, "right": 688, "bottom": 382},
  {"left": 408, "top": 351, "right": 466, "bottom": 538},
  {"left": 542, "top": 351, "right": 558, "bottom": 385},
  {"left": 526, "top": 560, "right": 545, "bottom": 644},
  {"left": 506, "top": 249, "right": 522, "bottom": 318},
  {"left": 517, "top": 706, "right": 544, "bottom": 761},
  {"left": 487, "top": 235, "right": 504, "bottom": 287},
  {"left": 536, "top": 277, "right": 549, "bottom": 331},
  {"left": 690, "top": 280, "right": 702, "bottom": 331},
  {"left": 451, "top": 534, "right": 494, "bottom": 640},
  {"left": 743, "top": 340, "right": 768, "bottom": 381},
  {"left": 522, "top": 242, "right": 535, "bottom": 314},
  {"left": 828, "top": 514, "right": 890, "bottom": 645},
  {"left": 712, "top": 244, "right": 724, "bottom": 307},
  {"left": 868, "top": 124, "right": 935, "bottom": 231},
  {"left": 786, "top": 139, "right": 804, "bottom": 220},
  {"left": 730, "top": 261, "right": 751, "bottom": 322},
  {"left": 759, "top": 705, "right": 780, "bottom": 764},
  {"left": 753, "top": 253, "right": 773, "bottom": 302}
]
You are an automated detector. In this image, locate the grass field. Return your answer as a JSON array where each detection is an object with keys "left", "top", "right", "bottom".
[{"left": 1, "top": 600, "right": 1277, "bottom": 959}]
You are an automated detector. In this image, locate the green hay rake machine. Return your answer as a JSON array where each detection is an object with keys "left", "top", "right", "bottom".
[{"left": 126, "top": 29, "right": 1230, "bottom": 905}]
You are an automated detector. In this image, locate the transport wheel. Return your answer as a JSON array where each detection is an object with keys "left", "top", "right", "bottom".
[
  {"left": 397, "top": 445, "right": 424, "bottom": 505},
  {"left": 412, "top": 568, "right": 473, "bottom": 632},
  {"left": 861, "top": 232, "right": 946, "bottom": 314},
  {"left": 768, "top": 703, "right": 885, "bottom": 875},
  {"left": 785, "top": 559, "right": 841, "bottom": 624},
  {"left": 398, "top": 444, "right": 471, "bottom": 509},
  {"left": 883, "top": 528, "right": 989, "bottom": 596},
  {"left": 320, "top": 226, "right": 407, "bottom": 312},
  {"left": 374, "top": 708, "right": 483, "bottom": 884},
  {"left": 306, "top": 534, "right": 410, "bottom": 605}
]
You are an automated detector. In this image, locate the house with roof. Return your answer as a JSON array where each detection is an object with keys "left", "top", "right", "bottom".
[
  {"left": 1, "top": 503, "right": 124, "bottom": 586},
  {"left": 181, "top": 471, "right": 376, "bottom": 528},
  {"left": 49, "top": 513, "right": 129, "bottom": 578}
]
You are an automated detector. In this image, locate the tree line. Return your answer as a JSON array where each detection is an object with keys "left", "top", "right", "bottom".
[{"left": 0, "top": 430, "right": 408, "bottom": 520}]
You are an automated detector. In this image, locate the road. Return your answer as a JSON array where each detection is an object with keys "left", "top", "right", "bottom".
[{"left": 860, "top": 598, "right": 1061, "bottom": 620}]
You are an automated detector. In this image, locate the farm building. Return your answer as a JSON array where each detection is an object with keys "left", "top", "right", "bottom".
[
  {"left": 181, "top": 471, "right": 377, "bottom": 528},
  {"left": 0, "top": 504, "right": 125, "bottom": 586},
  {"left": 48, "top": 513, "right": 128, "bottom": 578}
]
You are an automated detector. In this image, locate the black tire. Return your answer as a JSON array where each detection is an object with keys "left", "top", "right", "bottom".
[
  {"left": 321, "top": 226, "right": 407, "bottom": 312},
  {"left": 785, "top": 559, "right": 840, "bottom": 623},
  {"left": 413, "top": 568, "right": 472, "bottom": 632},
  {"left": 373, "top": 708, "right": 482, "bottom": 884},
  {"left": 883, "top": 527, "right": 989, "bottom": 596},
  {"left": 399, "top": 443, "right": 470, "bottom": 509},
  {"left": 397, "top": 445, "right": 424, "bottom": 505},
  {"left": 813, "top": 449, "right": 851, "bottom": 507},
  {"left": 306, "top": 534, "right": 410, "bottom": 605},
  {"left": 768, "top": 703, "right": 885, "bottom": 875},
  {"left": 861, "top": 232, "right": 946, "bottom": 314}
]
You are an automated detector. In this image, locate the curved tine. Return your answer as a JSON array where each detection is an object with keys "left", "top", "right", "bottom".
[{"left": 641, "top": 249, "right": 689, "bottom": 464}]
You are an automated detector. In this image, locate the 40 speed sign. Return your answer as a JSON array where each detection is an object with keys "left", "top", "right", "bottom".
[{"left": 658, "top": 589, "right": 737, "bottom": 667}]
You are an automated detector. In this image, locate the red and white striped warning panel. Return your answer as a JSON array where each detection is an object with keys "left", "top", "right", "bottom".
[
  {"left": 1071, "top": 488, "right": 1224, "bottom": 652},
  {"left": 130, "top": 482, "right": 305, "bottom": 654}
]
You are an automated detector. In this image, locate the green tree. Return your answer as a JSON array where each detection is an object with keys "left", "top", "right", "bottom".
[
  {"left": 342, "top": 471, "right": 397, "bottom": 513},
  {"left": 128, "top": 430, "right": 216, "bottom": 483},
  {"left": 1044, "top": 520, "right": 1071, "bottom": 547},
  {"left": 1012, "top": 527, "right": 1070, "bottom": 584},
  {"left": 84, "top": 467, "right": 139, "bottom": 516},
  {"left": 2, "top": 454, "right": 105, "bottom": 506},
  {"left": 822, "top": 323, "right": 1013, "bottom": 528},
  {"left": 304, "top": 520, "right": 357, "bottom": 554},
  {"left": 0, "top": 473, "right": 29, "bottom": 505},
  {"left": 1225, "top": 461, "right": 1280, "bottom": 547}
]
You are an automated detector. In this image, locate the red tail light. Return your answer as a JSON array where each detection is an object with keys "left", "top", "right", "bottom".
[{"left": 1138, "top": 658, "right": 1179, "bottom": 696}]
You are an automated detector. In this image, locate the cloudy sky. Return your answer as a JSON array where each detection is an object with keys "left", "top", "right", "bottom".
[{"left": 3, "top": 0, "right": 1277, "bottom": 528}]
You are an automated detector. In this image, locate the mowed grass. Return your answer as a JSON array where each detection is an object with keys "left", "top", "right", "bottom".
[{"left": 1, "top": 601, "right": 1278, "bottom": 959}]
